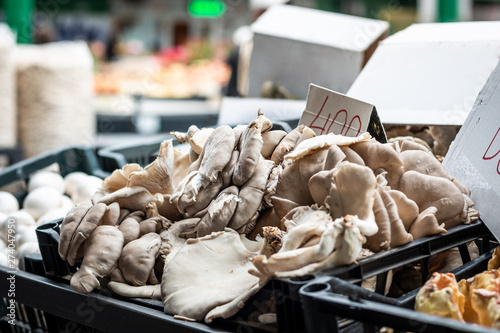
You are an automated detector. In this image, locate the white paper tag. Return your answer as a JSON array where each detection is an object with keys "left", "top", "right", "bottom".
[{"left": 299, "top": 84, "right": 386, "bottom": 142}]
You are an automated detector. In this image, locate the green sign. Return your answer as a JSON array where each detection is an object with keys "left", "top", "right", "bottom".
[{"left": 188, "top": 0, "right": 225, "bottom": 18}]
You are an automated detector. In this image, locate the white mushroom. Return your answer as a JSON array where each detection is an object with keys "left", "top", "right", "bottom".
[
  {"left": 28, "top": 171, "right": 65, "bottom": 193},
  {"left": 37, "top": 207, "right": 70, "bottom": 226},
  {"left": 73, "top": 175, "right": 103, "bottom": 204},
  {"left": 23, "top": 186, "right": 63, "bottom": 220},
  {"left": 17, "top": 242, "right": 40, "bottom": 271},
  {"left": 64, "top": 171, "right": 90, "bottom": 198},
  {"left": 0, "top": 191, "right": 19, "bottom": 214}
]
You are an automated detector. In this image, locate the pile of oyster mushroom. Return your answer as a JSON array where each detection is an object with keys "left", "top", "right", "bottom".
[{"left": 58, "top": 110, "right": 479, "bottom": 323}]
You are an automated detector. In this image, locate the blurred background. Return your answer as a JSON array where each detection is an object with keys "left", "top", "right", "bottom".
[{"left": 1, "top": 0, "right": 500, "bottom": 166}]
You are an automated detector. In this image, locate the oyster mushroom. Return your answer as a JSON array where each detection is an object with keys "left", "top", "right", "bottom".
[
  {"left": 119, "top": 232, "right": 162, "bottom": 286},
  {"left": 196, "top": 186, "right": 240, "bottom": 237},
  {"left": 308, "top": 169, "right": 335, "bottom": 206},
  {"left": 348, "top": 140, "right": 405, "bottom": 188},
  {"left": 171, "top": 125, "right": 214, "bottom": 156},
  {"left": 261, "top": 130, "right": 287, "bottom": 159},
  {"left": 233, "top": 109, "right": 272, "bottom": 186},
  {"left": 118, "top": 214, "right": 142, "bottom": 245},
  {"left": 65, "top": 203, "right": 108, "bottom": 266},
  {"left": 324, "top": 162, "right": 377, "bottom": 221},
  {"left": 92, "top": 163, "right": 142, "bottom": 202},
  {"left": 159, "top": 217, "right": 200, "bottom": 265},
  {"left": 161, "top": 229, "right": 268, "bottom": 323},
  {"left": 283, "top": 132, "right": 371, "bottom": 164},
  {"left": 250, "top": 215, "right": 368, "bottom": 279},
  {"left": 171, "top": 125, "right": 235, "bottom": 214},
  {"left": 228, "top": 159, "right": 274, "bottom": 234},
  {"left": 409, "top": 206, "right": 447, "bottom": 240},
  {"left": 100, "top": 202, "right": 121, "bottom": 226},
  {"left": 398, "top": 171, "right": 471, "bottom": 227},
  {"left": 270, "top": 124, "right": 306, "bottom": 165},
  {"left": 97, "top": 187, "right": 161, "bottom": 213},
  {"left": 70, "top": 225, "right": 124, "bottom": 294},
  {"left": 58, "top": 202, "right": 91, "bottom": 262},
  {"left": 378, "top": 187, "right": 413, "bottom": 248},
  {"left": 272, "top": 148, "right": 329, "bottom": 219},
  {"left": 365, "top": 190, "right": 391, "bottom": 252},
  {"left": 107, "top": 281, "right": 162, "bottom": 300},
  {"left": 127, "top": 140, "right": 177, "bottom": 195}
]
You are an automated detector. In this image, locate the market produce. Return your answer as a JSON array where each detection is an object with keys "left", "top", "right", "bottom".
[
  {"left": 416, "top": 248, "right": 500, "bottom": 328},
  {"left": 415, "top": 272, "right": 465, "bottom": 321},
  {"left": 119, "top": 233, "right": 162, "bottom": 286},
  {"left": 162, "top": 229, "right": 270, "bottom": 322},
  {"left": 57, "top": 110, "right": 479, "bottom": 323},
  {"left": 70, "top": 225, "right": 124, "bottom": 294},
  {"left": 23, "top": 187, "right": 64, "bottom": 220},
  {"left": 251, "top": 213, "right": 375, "bottom": 278},
  {"left": 0, "top": 191, "right": 19, "bottom": 215},
  {"left": 64, "top": 172, "right": 92, "bottom": 198},
  {"left": 28, "top": 171, "right": 65, "bottom": 193}
]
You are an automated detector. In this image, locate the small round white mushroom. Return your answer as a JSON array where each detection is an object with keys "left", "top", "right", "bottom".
[
  {"left": 37, "top": 207, "right": 70, "bottom": 226},
  {"left": 64, "top": 171, "right": 90, "bottom": 197},
  {"left": 61, "top": 195, "right": 75, "bottom": 211},
  {"left": 0, "top": 252, "right": 8, "bottom": 267},
  {"left": 0, "top": 191, "right": 19, "bottom": 215},
  {"left": 16, "top": 225, "right": 38, "bottom": 248},
  {"left": 4, "top": 210, "right": 36, "bottom": 229},
  {"left": 23, "top": 187, "right": 63, "bottom": 220},
  {"left": 72, "top": 176, "right": 102, "bottom": 204},
  {"left": 17, "top": 241, "right": 40, "bottom": 271},
  {"left": 28, "top": 171, "right": 65, "bottom": 193}
]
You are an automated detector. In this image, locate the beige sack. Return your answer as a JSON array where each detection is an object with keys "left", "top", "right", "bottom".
[{"left": 17, "top": 41, "right": 94, "bottom": 157}]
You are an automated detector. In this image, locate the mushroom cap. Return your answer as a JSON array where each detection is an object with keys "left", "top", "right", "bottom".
[
  {"left": 162, "top": 229, "right": 265, "bottom": 323},
  {"left": 128, "top": 140, "right": 176, "bottom": 195},
  {"left": 0, "top": 191, "right": 19, "bottom": 215},
  {"left": 64, "top": 171, "right": 89, "bottom": 197},
  {"left": 73, "top": 176, "right": 103, "bottom": 204},
  {"left": 37, "top": 207, "right": 70, "bottom": 226},
  {"left": 28, "top": 171, "right": 65, "bottom": 194},
  {"left": 284, "top": 132, "right": 371, "bottom": 163},
  {"left": 23, "top": 187, "right": 63, "bottom": 220}
]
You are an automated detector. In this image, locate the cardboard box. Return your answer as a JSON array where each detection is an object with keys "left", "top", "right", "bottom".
[
  {"left": 247, "top": 4, "right": 389, "bottom": 99},
  {"left": 347, "top": 21, "right": 500, "bottom": 125},
  {"left": 443, "top": 59, "right": 500, "bottom": 240}
]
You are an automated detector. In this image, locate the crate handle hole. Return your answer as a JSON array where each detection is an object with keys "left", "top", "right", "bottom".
[
  {"left": 303, "top": 283, "right": 330, "bottom": 293},
  {"left": 290, "top": 274, "right": 315, "bottom": 282}
]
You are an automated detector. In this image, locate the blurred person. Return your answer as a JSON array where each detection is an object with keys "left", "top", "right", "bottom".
[{"left": 226, "top": 25, "right": 253, "bottom": 97}]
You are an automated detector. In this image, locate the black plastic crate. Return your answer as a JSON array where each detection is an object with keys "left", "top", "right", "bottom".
[
  {"left": 0, "top": 146, "right": 108, "bottom": 204},
  {"left": 35, "top": 219, "right": 76, "bottom": 278},
  {"left": 299, "top": 248, "right": 499, "bottom": 333},
  {"left": 97, "top": 113, "right": 219, "bottom": 135},
  {"left": 0, "top": 265, "right": 236, "bottom": 333},
  {"left": 33, "top": 217, "right": 494, "bottom": 333},
  {"left": 0, "top": 146, "right": 23, "bottom": 168}
]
